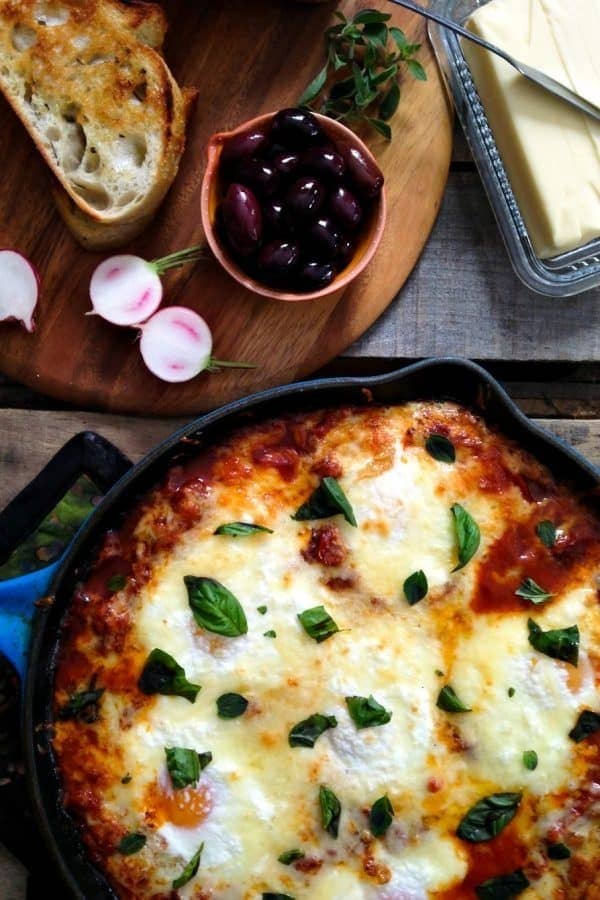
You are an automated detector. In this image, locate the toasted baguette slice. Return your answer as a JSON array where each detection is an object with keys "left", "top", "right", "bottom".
[{"left": 0, "top": 0, "right": 192, "bottom": 249}]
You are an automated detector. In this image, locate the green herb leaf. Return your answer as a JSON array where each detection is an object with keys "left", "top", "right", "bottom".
[
  {"left": 264, "top": 629, "right": 277, "bottom": 638},
  {"left": 515, "top": 577, "right": 554, "bottom": 604},
  {"left": 117, "top": 833, "right": 146, "bottom": 855},
  {"left": 58, "top": 687, "right": 104, "bottom": 722},
  {"left": 536, "top": 520, "right": 557, "bottom": 548},
  {"left": 366, "top": 117, "right": 392, "bottom": 140},
  {"left": 297, "top": 605, "right": 340, "bottom": 642},
  {"left": 568, "top": 708, "right": 600, "bottom": 742},
  {"left": 425, "top": 434, "right": 456, "bottom": 463},
  {"left": 257, "top": 605, "right": 267, "bottom": 615},
  {"left": 165, "top": 747, "right": 201, "bottom": 790},
  {"left": 403, "top": 570, "right": 428, "bottom": 605},
  {"left": 138, "top": 649, "right": 201, "bottom": 703},
  {"left": 198, "top": 751, "right": 212, "bottom": 770},
  {"left": 390, "top": 26, "right": 409, "bottom": 49},
  {"left": 106, "top": 574, "right": 127, "bottom": 592},
  {"left": 214, "top": 522, "right": 273, "bottom": 537},
  {"left": 353, "top": 9, "right": 391, "bottom": 25},
  {"left": 298, "top": 62, "right": 329, "bottom": 106},
  {"left": 527, "top": 618, "right": 579, "bottom": 666},
  {"left": 451, "top": 503, "right": 480, "bottom": 571},
  {"left": 289, "top": 713, "right": 338, "bottom": 748},
  {"left": 262, "top": 894, "right": 296, "bottom": 900},
  {"left": 216, "top": 692, "right": 248, "bottom": 719},
  {"left": 173, "top": 843, "right": 203, "bottom": 889},
  {"left": 346, "top": 694, "right": 392, "bottom": 729},
  {"left": 292, "top": 477, "right": 357, "bottom": 526},
  {"left": 369, "top": 794, "right": 394, "bottom": 837},
  {"left": 121, "top": 774, "right": 132, "bottom": 784},
  {"left": 437, "top": 685, "right": 472, "bottom": 713},
  {"left": 475, "top": 870, "right": 530, "bottom": 899},
  {"left": 508, "top": 687, "right": 515, "bottom": 698},
  {"left": 457, "top": 792, "right": 522, "bottom": 843},
  {"left": 547, "top": 842, "right": 571, "bottom": 860},
  {"left": 523, "top": 750, "right": 538, "bottom": 771},
  {"left": 407, "top": 58, "right": 427, "bottom": 80},
  {"left": 319, "top": 784, "right": 341, "bottom": 838},
  {"left": 278, "top": 848, "right": 305, "bottom": 865},
  {"left": 185, "top": 576, "right": 248, "bottom": 637}
]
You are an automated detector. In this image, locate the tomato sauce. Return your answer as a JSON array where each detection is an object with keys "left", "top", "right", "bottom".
[{"left": 435, "top": 826, "right": 529, "bottom": 899}]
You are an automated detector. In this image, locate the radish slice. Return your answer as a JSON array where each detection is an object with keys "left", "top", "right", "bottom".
[
  {"left": 139, "top": 307, "right": 214, "bottom": 382},
  {"left": 89, "top": 255, "right": 163, "bottom": 326},
  {"left": 0, "top": 249, "right": 39, "bottom": 332}
]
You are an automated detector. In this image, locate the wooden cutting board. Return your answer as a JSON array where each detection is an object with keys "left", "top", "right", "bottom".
[{"left": 0, "top": 0, "right": 452, "bottom": 416}]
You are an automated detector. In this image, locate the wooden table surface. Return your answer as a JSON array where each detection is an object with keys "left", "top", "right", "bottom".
[{"left": 0, "top": 114, "right": 598, "bottom": 896}]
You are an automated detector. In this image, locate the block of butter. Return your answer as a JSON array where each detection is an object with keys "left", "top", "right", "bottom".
[{"left": 462, "top": 0, "right": 600, "bottom": 259}]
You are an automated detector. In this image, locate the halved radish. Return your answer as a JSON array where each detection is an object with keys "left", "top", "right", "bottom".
[
  {"left": 138, "top": 307, "right": 254, "bottom": 383},
  {"left": 0, "top": 249, "right": 39, "bottom": 332},
  {"left": 89, "top": 245, "right": 206, "bottom": 326}
]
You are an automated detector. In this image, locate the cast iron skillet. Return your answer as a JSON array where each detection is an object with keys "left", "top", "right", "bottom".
[{"left": 0, "top": 358, "right": 598, "bottom": 898}]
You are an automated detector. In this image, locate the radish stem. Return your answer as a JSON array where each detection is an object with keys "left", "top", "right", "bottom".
[
  {"left": 150, "top": 245, "right": 208, "bottom": 276},
  {"left": 206, "top": 359, "right": 256, "bottom": 371}
]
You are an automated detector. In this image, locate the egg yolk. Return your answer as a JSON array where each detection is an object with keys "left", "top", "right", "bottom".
[{"left": 144, "top": 776, "right": 212, "bottom": 828}]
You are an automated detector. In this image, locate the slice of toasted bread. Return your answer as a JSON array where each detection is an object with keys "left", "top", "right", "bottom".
[{"left": 0, "top": 0, "right": 192, "bottom": 249}]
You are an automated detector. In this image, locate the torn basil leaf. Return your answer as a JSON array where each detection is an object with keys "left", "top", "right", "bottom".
[
  {"left": 138, "top": 649, "right": 200, "bottom": 703},
  {"left": 58, "top": 686, "right": 104, "bottom": 722},
  {"left": 117, "top": 833, "right": 146, "bottom": 855},
  {"left": 217, "top": 692, "right": 248, "bottom": 719},
  {"left": 297, "top": 605, "right": 339, "bottom": 642},
  {"left": 172, "top": 843, "right": 203, "bottom": 889},
  {"left": 436, "top": 685, "right": 472, "bottom": 713},
  {"left": 536, "top": 520, "right": 557, "bottom": 548},
  {"left": 214, "top": 522, "right": 273, "bottom": 536},
  {"left": 369, "top": 794, "right": 394, "bottom": 837},
  {"left": 475, "top": 870, "right": 530, "bottom": 899},
  {"left": 165, "top": 747, "right": 201, "bottom": 790},
  {"left": 277, "top": 848, "right": 305, "bottom": 865},
  {"left": 425, "top": 433, "right": 455, "bottom": 464},
  {"left": 292, "top": 477, "right": 357, "bottom": 527},
  {"left": 515, "top": 577, "right": 554, "bottom": 604},
  {"left": 263, "top": 629, "right": 277, "bottom": 638},
  {"left": 403, "top": 570, "right": 428, "bottom": 605},
  {"left": 185, "top": 576, "right": 248, "bottom": 637},
  {"left": 289, "top": 713, "right": 337, "bottom": 748},
  {"left": 508, "top": 687, "right": 515, "bottom": 698},
  {"left": 319, "top": 784, "right": 341, "bottom": 838},
  {"left": 451, "top": 503, "right": 480, "bottom": 572},
  {"left": 523, "top": 750, "right": 538, "bottom": 771},
  {"left": 257, "top": 605, "right": 267, "bottom": 615},
  {"left": 198, "top": 751, "right": 212, "bottom": 770},
  {"left": 457, "top": 792, "right": 522, "bottom": 843},
  {"left": 346, "top": 694, "right": 392, "bottom": 729},
  {"left": 568, "top": 708, "right": 600, "bottom": 742},
  {"left": 527, "top": 618, "right": 579, "bottom": 667},
  {"left": 106, "top": 574, "right": 126, "bottom": 592},
  {"left": 547, "top": 842, "right": 571, "bottom": 860}
]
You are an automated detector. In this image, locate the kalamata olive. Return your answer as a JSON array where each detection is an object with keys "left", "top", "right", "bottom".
[
  {"left": 271, "top": 107, "right": 323, "bottom": 149},
  {"left": 220, "top": 129, "right": 268, "bottom": 169},
  {"left": 305, "top": 216, "right": 340, "bottom": 262},
  {"left": 257, "top": 240, "right": 300, "bottom": 279},
  {"left": 263, "top": 199, "right": 286, "bottom": 236},
  {"left": 301, "top": 145, "right": 345, "bottom": 182},
  {"left": 233, "top": 158, "right": 280, "bottom": 197},
  {"left": 271, "top": 151, "right": 301, "bottom": 180},
  {"left": 336, "top": 236, "right": 355, "bottom": 268},
  {"left": 329, "top": 184, "right": 363, "bottom": 231},
  {"left": 222, "top": 182, "right": 262, "bottom": 256},
  {"left": 336, "top": 140, "right": 384, "bottom": 199},
  {"left": 284, "top": 176, "right": 324, "bottom": 225},
  {"left": 297, "top": 260, "right": 335, "bottom": 290}
]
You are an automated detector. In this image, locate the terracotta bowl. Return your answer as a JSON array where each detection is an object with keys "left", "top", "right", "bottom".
[{"left": 200, "top": 111, "right": 387, "bottom": 302}]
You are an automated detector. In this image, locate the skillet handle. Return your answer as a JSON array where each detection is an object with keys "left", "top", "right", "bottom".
[{"left": 0, "top": 432, "right": 132, "bottom": 677}]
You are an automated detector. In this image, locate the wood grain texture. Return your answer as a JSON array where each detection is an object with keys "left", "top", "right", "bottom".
[{"left": 0, "top": 0, "right": 452, "bottom": 415}]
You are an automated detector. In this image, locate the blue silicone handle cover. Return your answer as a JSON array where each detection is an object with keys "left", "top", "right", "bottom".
[{"left": 0, "top": 561, "right": 61, "bottom": 679}]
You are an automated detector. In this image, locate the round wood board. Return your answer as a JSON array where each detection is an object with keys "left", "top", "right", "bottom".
[{"left": 0, "top": 0, "right": 452, "bottom": 416}]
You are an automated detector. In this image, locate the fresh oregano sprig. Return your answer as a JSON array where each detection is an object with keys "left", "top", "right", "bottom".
[{"left": 299, "top": 8, "right": 427, "bottom": 140}]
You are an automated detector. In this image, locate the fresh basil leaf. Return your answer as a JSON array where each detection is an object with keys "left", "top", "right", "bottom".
[
  {"left": 257, "top": 605, "right": 267, "bottom": 615},
  {"left": 214, "top": 522, "right": 273, "bottom": 537},
  {"left": 172, "top": 843, "right": 203, "bottom": 889},
  {"left": 451, "top": 503, "right": 480, "bottom": 572},
  {"left": 138, "top": 649, "right": 201, "bottom": 703},
  {"left": 369, "top": 794, "right": 394, "bottom": 837},
  {"left": 106, "top": 574, "right": 126, "bottom": 592},
  {"left": 198, "top": 751, "right": 212, "bottom": 770},
  {"left": 346, "top": 694, "right": 392, "bottom": 729},
  {"left": 289, "top": 713, "right": 337, "bottom": 748},
  {"left": 297, "top": 605, "right": 340, "bottom": 643},
  {"left": 217, "top": 692, "right": 248, "bottom": 719},
  {"left": 436, "top": 685, "right": 472, "bottom": 713},
  {"left": 319, "top": 784, "right": 341, "bottom": 838},
  {"left": 58, "top": 687, "right": 104, "bottom": 722},
  {"left": 121, "top": 774, "right": 132, "bottom": 784},
  {"left": 475, "top": 870, "right": 529, "bottom": 899},
  {"left": 185, "top": 576, "right": 248, "bottom": 637},
  {"left": 165, "top": 747, "right": 200, "bottom": 790},
  {"left": 379, "top": 82, "right": 400, "bottom": 121},
  {"left": 457, "top": 792, "right": 522, "bottom": 843},
  {"left": 262, "top": 894, "right": 296, "bottom": 900},
  {"left": 117, "top": 833, "right": 146, "bottom": 855},
  {"left": 403, "top": 570, "right": 428, "bottom": 605},
  {"left": 425, "top": 433, "right": 455, "bottom": 463},
  {"left": 264, "top": 629, "right": 277, "bottom": 638},
  {"left": 523, "top": 750, "right": 538, "bottom": 771},
  {"left": 515, "top": 577, "right": 554, "bottom": 604},
  {"left": 547, "top": 842, "right": 571, "bottom": 860},
  {"left": 292, "top": 477, "right": 357, "bottom": 527},
  {"left": 508, "top": 687, "right": 516, "bottom": 698},
  {"left": 568, "top": 708, "right": 600, "bottom": 742},
  {"left": 536, "top": 520, "right": 557, "bottom": 548},
  {"left": 298, "top": 62, "right": 329, "bottom": 106},
  {"left": 278, "top": 848, "right": 305, "bottom": 865},
  {"left": 527, "top": 618, "right": 579, "bottom": 667},
  {"left": 407, "top": 58, "right": 427, "bottom": 81}
]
